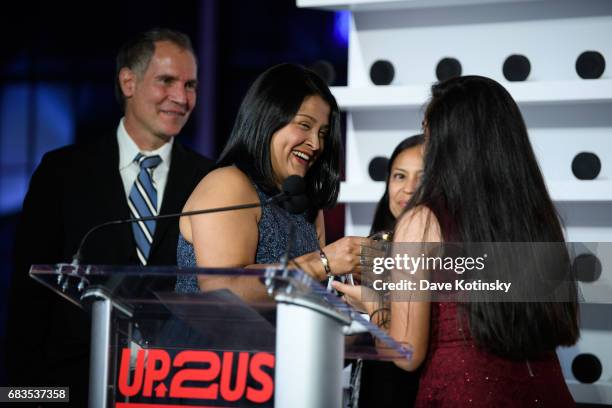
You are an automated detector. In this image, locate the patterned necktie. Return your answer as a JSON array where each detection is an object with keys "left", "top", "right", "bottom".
[{"left": 128, "top": 153, "right": 162, "bottom": 265}]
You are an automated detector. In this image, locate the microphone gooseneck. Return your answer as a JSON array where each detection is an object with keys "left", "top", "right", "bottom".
[
  {"left": 72, "top": 176, "right": 308, "bottom": 265},
  {"left": 278, "top": 175, "right": 311, "bottom": 270}
]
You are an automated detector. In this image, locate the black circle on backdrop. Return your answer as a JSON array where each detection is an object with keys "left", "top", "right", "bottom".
[
  {"left": 503, "top": 54, "right": 531, "bottom": 81},
  {"left": 572, "top": 354, "right": 602, "bottom": 384},
  {"left": 572, "top": 253, "right": 602, "bottom": 282},
  {"left": 309, "top": 60, "right": 336, "bottom": 86},
  {"left": 576, "top": 51, "right": 606, "bottom": 79},
  {"left": 571, "top": 152, "right": 601, "bottom": 180},
  {"left": 436, "top": 58, "right": 462, "bottom": 81},
  {"left": 370, "top": 60, "right": 395, "bottom": 85},
  {"left": 369, "top": 157, "right": 389, "bottom": 181}
]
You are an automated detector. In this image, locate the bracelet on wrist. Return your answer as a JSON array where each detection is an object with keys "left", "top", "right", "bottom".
[
  {"left": 319, "top": 249, "right": 332, "bottom": 280},
  {"left": 369, "top": 307, "right": 390, "bottom": 328}
]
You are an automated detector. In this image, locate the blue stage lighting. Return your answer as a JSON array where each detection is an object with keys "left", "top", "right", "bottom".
[{"left": 333, "top": 11, "right": 350, "bottom": 46}]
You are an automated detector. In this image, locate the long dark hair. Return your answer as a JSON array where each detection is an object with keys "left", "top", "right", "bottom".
[
  {"left": 407, "top": 75, "right": 579, "bottom": 358},
  {"left": 218, "top": 63, "right": 341, "bottom": 222},
  {"left": 370, "top": 134, "right": 424, "bottom": 234}
]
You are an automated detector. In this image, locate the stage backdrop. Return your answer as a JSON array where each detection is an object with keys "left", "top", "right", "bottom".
[{"left": 299, "top": 0, "right": 612, "bottom": 404}]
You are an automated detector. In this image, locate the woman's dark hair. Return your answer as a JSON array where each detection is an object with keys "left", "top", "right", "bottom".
[
  {"left": 370, "top": 134, "right": 424, "bottom": 234},
  {"left": 217, "top": 63, "right": 342, "bottom": 221},
  {"left": 406, "top": 75, "right": 579, "bottom": 358}
]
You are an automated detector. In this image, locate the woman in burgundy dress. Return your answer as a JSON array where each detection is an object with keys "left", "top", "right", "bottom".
[{"left": 335, "top": 75, "right": 579, "bottom": 407}]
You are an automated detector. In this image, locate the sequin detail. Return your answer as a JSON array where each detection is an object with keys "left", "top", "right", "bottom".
[{"left": 415, "top": 303, "right": 575, "bottom": 407}]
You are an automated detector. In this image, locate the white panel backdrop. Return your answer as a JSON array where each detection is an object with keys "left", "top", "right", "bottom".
[{"left": 298, "top": 0, "right": 612, "bottom": 404}]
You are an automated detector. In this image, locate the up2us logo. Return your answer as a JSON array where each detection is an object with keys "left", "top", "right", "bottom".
[{"left": 116, "top": 348, "right": 275, "bottom": 407}]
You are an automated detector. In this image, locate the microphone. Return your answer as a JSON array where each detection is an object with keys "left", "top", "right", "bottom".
[
  {"left": 72, "top": 175, "right": 308, "bottom": 265},
  {"left": 281, "top": 192, "right": 310, "bottom": 215},
  {"left": 280, "top": 174, "right": 306, "bottom": 196},
  {"left": 276, "top": 175, "right": 309, "bottom": 215},
  {"left": 277, "top": 176, "right": 311, "bottom": 269}
]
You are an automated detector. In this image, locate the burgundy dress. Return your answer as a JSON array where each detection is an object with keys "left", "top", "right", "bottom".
[{"left": 415, "top": 302, "right": 575, "bottom": 407}]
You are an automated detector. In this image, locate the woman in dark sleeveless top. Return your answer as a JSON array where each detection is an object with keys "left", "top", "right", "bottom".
[
  {"left": 176, "top": 63, "right": 367, "bottom": 297},
  {"left": 176, "top": 183, "right": 320, "bottom": 292},
  {"left": 334, "top": 76, "right": 579, "bottom": 407}
]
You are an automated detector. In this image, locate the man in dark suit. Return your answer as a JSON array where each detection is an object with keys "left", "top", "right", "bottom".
[{"left": 6, "top": 28, "right": 214, "bottom": 406}]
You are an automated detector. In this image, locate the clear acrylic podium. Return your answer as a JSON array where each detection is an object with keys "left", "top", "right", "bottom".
[{"left": 30, "top": 264, "right": 412, "bottom": 408}]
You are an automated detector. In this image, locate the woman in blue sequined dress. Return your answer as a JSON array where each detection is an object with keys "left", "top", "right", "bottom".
[{"left": 176, "top": 63, "right": 366, "bottom": 297}]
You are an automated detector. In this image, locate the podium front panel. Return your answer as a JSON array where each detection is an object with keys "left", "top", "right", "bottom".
[{"left": 30, "top": 264, "right": 412, "bottom": 407}]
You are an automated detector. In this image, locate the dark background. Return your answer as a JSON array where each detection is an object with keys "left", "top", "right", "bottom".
[{"left": 0, "top": 0, "right": 348, "bottom": 385}]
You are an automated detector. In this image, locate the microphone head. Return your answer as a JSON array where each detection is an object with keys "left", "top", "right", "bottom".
[
  {"left": 282, "top": 175, "right": 306, "bottom": 196},
  {"left": 283, "top": 194, "right": 310, "bottom": 215}
]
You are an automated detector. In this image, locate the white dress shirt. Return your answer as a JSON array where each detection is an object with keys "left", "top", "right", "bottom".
[{"left": 117, "top": 118, "right": 173, "bottom": 212}]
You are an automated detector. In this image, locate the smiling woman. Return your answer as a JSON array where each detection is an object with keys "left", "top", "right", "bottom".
[
  {"left": 270, "top": 95, "right": 329, "bottom": 182},
  {"left": 370, "top": 134, "right": 425, "bottom": 235},
  {"left": 175, "top": 63, "right": 369, "bottom": 299}
]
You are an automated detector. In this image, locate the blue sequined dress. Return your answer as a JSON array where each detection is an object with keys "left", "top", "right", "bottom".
[{"left": 175, "top": 184, "right": 320, "bottom": 293}]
